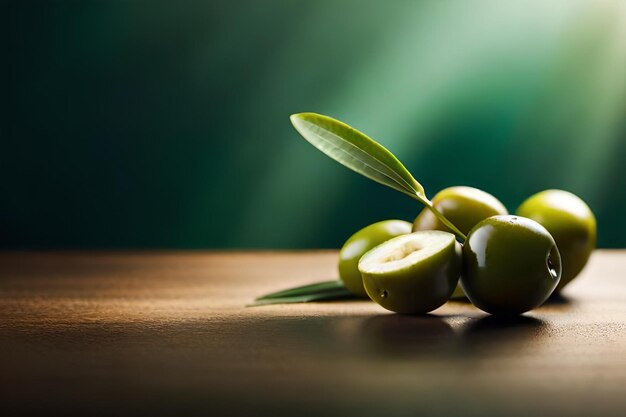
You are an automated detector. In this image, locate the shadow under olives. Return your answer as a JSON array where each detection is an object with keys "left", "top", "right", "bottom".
[
  {"left": 543, "top": 292, "right": 574, "bottom": 306},
  {"left": 354, "top": 313, "right": 553, "bottom": 361},
  {"left": 357, "top": 314, "right": 459, "bottom": 358},
  {"left": 463, "top": 315, "right": 545, "bottom": 333},
  {"left": 447, "top": 297, "right": 472, "bottom": 305},
  {"left": 459, "top": 315, "right": 549, "bottom": 355}
]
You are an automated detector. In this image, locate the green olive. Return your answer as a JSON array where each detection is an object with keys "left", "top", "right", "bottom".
[
  {"left": 413, "top": 186, "right": 508, "bottom": 235},
  {"left": 359, "top": 231, "right": 461, "bottom": 314},
  {"left": 413, "top": 186, "right": 508, "bottom": 299},
  {"left": 338, "top": 220, "right": 412, "bottom": 297},
  {"left": 516, "top": 189, "right": 596, "bottom": 292},
  {"left": 461, "top": 215, "right": 561, "bottom": 315}
]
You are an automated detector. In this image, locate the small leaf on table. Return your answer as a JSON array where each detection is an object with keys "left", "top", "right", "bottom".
[{"left": 249, "top": 280, "right": 357, "bottom": 306}]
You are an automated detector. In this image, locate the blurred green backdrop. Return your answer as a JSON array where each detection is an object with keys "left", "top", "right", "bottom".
[{"left": 2, "top": 0, "right": 625, "bottom": 248}]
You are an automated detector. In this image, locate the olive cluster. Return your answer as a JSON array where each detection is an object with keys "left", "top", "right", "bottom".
[{"left": 338, "top": 188, "right": 596, "bottom": 315}]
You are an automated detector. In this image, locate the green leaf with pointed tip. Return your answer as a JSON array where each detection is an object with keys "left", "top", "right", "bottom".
[
  {"left": 255, "top": 280, "right": 345, "bottom": 301},
  {"left": 290, "top": 113, "right": 427, "bottom": 202},
  {"left": 248, "top": 285, "right": 355, "bottom": 307}
]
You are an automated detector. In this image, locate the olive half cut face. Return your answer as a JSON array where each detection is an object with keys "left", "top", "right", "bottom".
[
  {"left": 461, "top": 215, "right": 561, "bottom": 315},
  {"left": 338, "top": 220, "right": 412, "bottom": 297},
  {"left": 516, "top": 189, "right": 596, "bottom": 292},
  {"left": 359, "top": 231, "right": 461, "bottom": 314}
]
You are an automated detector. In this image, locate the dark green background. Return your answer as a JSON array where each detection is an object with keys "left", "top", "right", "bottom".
[{"left": 3, "top": 1, "right": 625, "bottom": 249}]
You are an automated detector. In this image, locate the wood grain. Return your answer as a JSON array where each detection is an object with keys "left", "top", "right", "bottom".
[{"left": 0, "top": 250, "right": 625, "bottom": 416}]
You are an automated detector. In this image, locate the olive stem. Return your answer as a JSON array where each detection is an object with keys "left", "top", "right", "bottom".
[
  {"left": 426, "top": 201, "right": 467, "bottom": 242},
  {"left": 409, "top": 193, "right": 467, "bottom": 242}
]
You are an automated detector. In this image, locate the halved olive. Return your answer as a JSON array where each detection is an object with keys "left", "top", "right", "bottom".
[{"left": 359, "top": 231, "right": 461, "bottom": 314}]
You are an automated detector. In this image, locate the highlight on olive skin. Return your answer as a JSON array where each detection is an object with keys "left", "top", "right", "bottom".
[
  {"left": 359, "top": 231, "right": 461, "bottom": 314},
  {"left": 516, "top": 189, "right": 596, "bottom": 292},
  {"left": 461, "top": 215, "right": 562, "bottom": 315},
  {"left": 338, "top": 220, "right": 413, "bottom": 297}
]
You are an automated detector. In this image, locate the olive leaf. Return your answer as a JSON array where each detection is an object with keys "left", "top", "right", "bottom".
[
  {"left": 290, "top": 112, "right": 466, "bottom": 241},
  {"left": 290, "top": 113, "right": 428, "bottom": 202},
  {"left": 249, "top": 280, "right": 355, "bottom": 307},
  {"left": 255, "top": 280, "right": 346, "bottom": 300}
]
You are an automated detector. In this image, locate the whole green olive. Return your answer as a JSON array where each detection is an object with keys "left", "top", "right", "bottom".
[
  {"left": 413, "top": 186, "right": 508, "bottom": 299},
  {"left": 413, "top": 186, "right": 508, "bottom": 235},
  {"left": 359, "top": 231, "right": 462, "bottom": 314},
  {"left": 516, "top": 189, "right": 596, "bottom": 292},
  {"left": 461, "top": 215, "right": 561, "bottom": 315},
  {"left": 338, "top": 220, "right": 412, "bottom": 297}
]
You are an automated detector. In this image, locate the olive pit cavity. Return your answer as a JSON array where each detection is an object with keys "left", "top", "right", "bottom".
[{"left": 380, "top": 241, "right": 423, "bottom": 263}]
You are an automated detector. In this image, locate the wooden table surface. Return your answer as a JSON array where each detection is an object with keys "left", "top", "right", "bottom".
[{"left": 1, "top": 250, "right": 625, "bottom": 416}]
